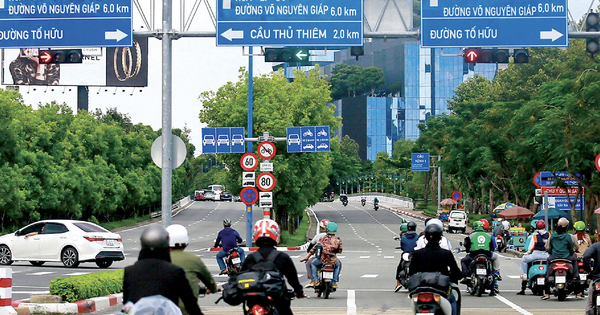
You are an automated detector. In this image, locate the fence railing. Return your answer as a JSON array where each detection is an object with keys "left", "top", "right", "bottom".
[
  {"left": 150, "top": 196, "right": 193, "bottom": 218},
  {"left": 348, "top": 192, "right": 414, "bottom": 209}
]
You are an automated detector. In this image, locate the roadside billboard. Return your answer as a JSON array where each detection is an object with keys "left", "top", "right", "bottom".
[{"left": 2, "top": 36, "right": 148, "bottom": 87}]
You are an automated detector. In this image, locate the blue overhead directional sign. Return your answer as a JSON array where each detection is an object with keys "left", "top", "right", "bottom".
[
  {"left": 286, "top": 126, "right": 330, "bottom": 153},
  {"left": 550, "top": 195, "right": 584, "bottom": 211},
  {"left": 539, "top": 171, "right": 582, "bottom": 186},
  {"left": 216, "top": 0, "right": 363, "bottom": 46},
  {"left": 412, "top": 153, "right": 430, "bottom": 171},
  {"left": 421, "top": 0, "right": 568, "bottom": 47},
  {"left": 0, "top": 0, "right": 132, "bottom": 48},
  {"left": 202, "top": 127, "right": 245, "bottom": 154}
]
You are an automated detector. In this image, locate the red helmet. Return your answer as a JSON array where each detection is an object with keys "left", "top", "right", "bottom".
[
  {"left": 536, "top": 220, "right": 546, "bottom": 230},
  {"left": 479, "top": 219, "right": 490, "bottom": 230},
  {"left": 319, "top": 219, "right": 330, "bottom": 229},
  {"left": 253, "top": 219, "right": 280, "bottom": 243}
]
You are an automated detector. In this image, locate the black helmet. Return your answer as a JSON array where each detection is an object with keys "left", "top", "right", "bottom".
[
  {"left": 407, "top": 221, "right": 417, "bottom": 231},
  {"left": 424, "top": 223, "right": 442, "bottom": 244},
  {"left": 140, "top": 224, "right": 170, "bottom": 251}
]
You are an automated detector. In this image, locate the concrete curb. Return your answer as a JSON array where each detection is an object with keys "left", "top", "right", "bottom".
[{"left": 13, "top": 293, "right": 122, "bottom": 315}]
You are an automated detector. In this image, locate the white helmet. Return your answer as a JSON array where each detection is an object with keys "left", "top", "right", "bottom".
[
  {"left": 426, "top": 218, "right": 444, "bottom": 229},
  {"left": 166, "top": 224, "right": 189, "bottom": 248},
  {"left": 497, "top": 218, "right": 503, "bottom": 222}
]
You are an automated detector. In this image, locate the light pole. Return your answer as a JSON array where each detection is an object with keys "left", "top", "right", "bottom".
[{"left": 369, "top": 175, "right": 373, "bottom": 192}]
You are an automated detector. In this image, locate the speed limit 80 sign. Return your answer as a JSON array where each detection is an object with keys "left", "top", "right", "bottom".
[
  {"left": 240, "top": 153, "right": 259, "bottom": 171},
  {"left": 256, "top": 172, "right": 276, "bottom": 191}
]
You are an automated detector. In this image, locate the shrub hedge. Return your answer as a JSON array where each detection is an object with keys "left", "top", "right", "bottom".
[{"left": 49, "top": 270, "right": 123, "bottom": 302}]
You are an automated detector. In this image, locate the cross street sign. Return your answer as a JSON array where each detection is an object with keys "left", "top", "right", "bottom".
[
  {"left": 286, "top": 126, "right": 330, "bottom": 153},
  {"left": 202, "top": 127, "right": 245, "bottom": 154},
  {"left": 216, "top": 0, "right": 363, "bottom": 46},
  {"left": 421, "top": 0, "right": 568, "bottom": 47},
  {"left": 0, "top": 0, "right": 133, "bottom": 48},
  {"left": 411, "top": 153, "right": 430, "bottom": 171}
]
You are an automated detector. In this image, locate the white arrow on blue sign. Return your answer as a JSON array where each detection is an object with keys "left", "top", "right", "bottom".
[
  {"left": 202, "top": 127, "right": 245, "bottom": 154},
  {"left": 421, "top": 0, "right": 568, "bottom": 47},
  {"left": 286, "top": 126, "right": 330, "bottom": 153},
  {"left": 0, "top": 0, "right": 133, "bottom": 48}
]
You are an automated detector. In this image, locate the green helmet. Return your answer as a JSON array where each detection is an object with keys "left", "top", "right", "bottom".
[
  {"left": 574, "top": 221, "right": 586, "bottom": 231},
  {"left": 400, "top": 223, "right": 408, "bottom": 232},
  {"left": 473, "top": 221, "right": 484, "bottom": 231},
  {"left": 326, "top": 222, "right": 338, "bottom": 234}
]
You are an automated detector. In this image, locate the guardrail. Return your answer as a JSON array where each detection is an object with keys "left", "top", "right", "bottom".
[
  {"left": 347, "top": 192, "right": 414, "bottom": 209},
  {"left": 150, "top": 196, "right": 193, "bottom": 218}
]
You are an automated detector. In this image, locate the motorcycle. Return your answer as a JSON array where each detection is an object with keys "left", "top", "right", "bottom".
[
  {"left": 361, "top": 199, "right": 366, "bottom": 206},
  {"left": 588, "top": 279, "right": 600, "bottom": 315},
  {"left": 225, "top": 248, "right": 243, "bottom": 276},
  {"left": 314, "top": 263, "right": 337, "bottom": 299},
  {"left": 374, "top": 203, "right": 379, "bottom": 211},
  {"left": 526, "top": 259, "right": 547, "bottom": 296},
  {"left": 465, "top": 254, "right": 495, "bottom": 297},
  {"left": 342, "top": 199, "right": 348, "bottom": 207},
  {"left": 547, "top": 258, "right": 575, "bottom": 301},
  {"left": 235, "top": 290, "right": 294, "bottom": 315},
  {"left": 495, "top": 231, "right": 511, "bottom": 252},
  {"left": 577, "top": 257, "right": 591, "bottom": 295},
  {"left": 397, "top": 252, "right": 412, "bottom": 289},
  {"left": 408, "top": 272, "right": 461, "bottom": 315}
]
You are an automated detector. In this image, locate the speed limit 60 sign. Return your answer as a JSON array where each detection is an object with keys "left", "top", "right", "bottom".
[
  {"left": 240, "top": 153, "right": 259, "bottom": 171},
  {"left": 256, "top": 172, "right": 276, "bottom": 191}
]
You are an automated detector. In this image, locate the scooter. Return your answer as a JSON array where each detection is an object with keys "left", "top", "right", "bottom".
[
  {"left": 526, "top": 259, "right": 547, "bottom": 295},
  {"left": 342, "top": 199, "right": 348, "bottom": 207},
  {"left": 397, "top": 253, "right": 412, "bottom": 289},
  {"left": 225, "top": 248, "right": 243, "bottom": 276},
  {"left": 408, "top": 272, "right": 461, "bottom": 315},
  {"left": 241, "top": 290, "right": 294, "bottom": 315},
  {"left": 314, "top": 263, "right": 337, "bottom": 299},
  {"left": 361, "top": 199, "right": 366, "bottom": 206},
  {"left": 577, "top": 257, "right": 591, "bottom": 294},
  {"left": 465, "top": 254, "right": 495, "bottom": 297},
  {"left": 587, "top": 279, "right": 600, "bottom": 315},
  {"left": 547, "top": 258, "right": 575, "bottom": 301},
  {"left": 374, "top": 202, "right": 379, "bottom": 211}
]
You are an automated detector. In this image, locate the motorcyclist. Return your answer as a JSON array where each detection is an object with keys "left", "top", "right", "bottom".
[
  {"left": 409, "top": 223, "right": 463, "bottom": 315},
  {"left": 311, "top": 222, "right": 343, "bottom": 289},
  {"left": 166, "top": 224, "right": 217, "bottom": 314},
  {"left": 330, "top": 192, "right": 335, "bottom": 201},
  {"left": 575, "top": 221, "right": 592, "bottom": 257},
  {"left": 459, "top": 221, "right": 501, "bottom": 296},
  {"left": 214, "top": 219, "right": 245, "bottom": 275},
  {"left": 300, "top": 219, "right": 330, "bottom": 288},
  {"left": 395, "top": 221, "right": 418, "bottom": 292},
  {"left": 415, "top": 218, "right": 453, "bottom": 251},
  {"left": 583, "top": 237, "right": 600, "bottom": 313},
  {"left": 361, "top": 195, "right": 367, "bottom": 206},
  {"left": 242, "top": 219, "right": 305, "bottom": 315},
  {"left": 340, "top": 194, "right": 348, "bottom": 204},
  {"left": 374, "top": 197, "right": 379, "bottom": 205},
  {"left": 517, "top": 220, "right": 550, "bottom": 295},
  {"left": 542, "top": 217, "right": 580, "bottom": 300}
]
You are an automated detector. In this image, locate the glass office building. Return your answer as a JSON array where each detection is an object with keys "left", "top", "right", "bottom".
[{"left": 329, "top": 41, "right": 498, "bottom": 161}]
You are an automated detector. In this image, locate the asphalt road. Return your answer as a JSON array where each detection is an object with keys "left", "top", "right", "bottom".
[{"left": 8, "top": 200, "right": 587, "bottom": 314}]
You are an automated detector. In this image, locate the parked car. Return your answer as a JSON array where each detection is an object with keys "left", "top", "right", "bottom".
[
  {"left": 203, "top": 191, "right": 215, "bottom": 201},
  {"left": 221, "top": 191, "right": 233, "bottom": 202},
  {"left": 194, "top": 190, "right": 205, "bottom": 201},
  {"left": 0, "top": 220, "right": 124, "bottom": 268}
]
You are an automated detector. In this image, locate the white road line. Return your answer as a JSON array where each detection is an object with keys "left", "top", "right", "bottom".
[
  {"left": 347, "top": 289, "right": 357, "bottom": 315},
  {"left": 361, "top": 274, "right": 378, "bottom": 278},
  {"left": 507, "top": 275, "right": 521, "bottom": 279},
  {"left": 337, "top": 256, "right": 346, "bottom": 259},
  {"left": 359, "top": 256, "right": 370, "bottom": 259},
  {"left": 384, "top": 256, "right": 395, "bottom": 259},
  {"left": 495, "top": 294, "right": 534, "bottom": 315},
  {"left": 13, "top": 291, "right": 49, "bottom": 294},
  {"left": 27, "top": 272, "right": 54, "bottom": 276},
  {"left": 289, "top": 255, "right": 300, "bottom": 258},
  {"left": 64, "top": 272, "right": 90, "bottom": 276}
]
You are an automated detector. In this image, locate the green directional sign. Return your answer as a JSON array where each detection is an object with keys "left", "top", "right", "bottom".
[{"left": 264, "top": 47, "right": 310, "bottom": 62}]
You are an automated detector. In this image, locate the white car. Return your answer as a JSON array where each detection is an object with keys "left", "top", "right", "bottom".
[
  {"left": 0, "top": 220, "right": 124, "bottom": 268},
  {"left": 217, "top": 135, "right": 229, "bottom": 146},
  {"left": 288, "top": 134, "right": 300, "bottom": 145},
  {"left": 448, "top": 210, "right": 467, "bottom": 233},
  {"left": 203, "top": 135, "right": 215, "bottom": 146}
]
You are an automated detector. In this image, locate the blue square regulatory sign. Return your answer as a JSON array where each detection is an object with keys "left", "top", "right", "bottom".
[{"left": 412, "top": 153, "right": 430, "bottom": 171}]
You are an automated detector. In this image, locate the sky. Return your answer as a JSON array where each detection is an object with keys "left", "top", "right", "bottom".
[{"left": 1, "top": 0, "right": 596, "bottom": 157}]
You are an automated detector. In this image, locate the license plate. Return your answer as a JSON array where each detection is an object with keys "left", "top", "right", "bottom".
[
  {"left": 106, "top": 239, "right": 114, "bottom": 246},
  {"left": 232, "top": 257, "right": 241, "bottom": 264},
  {"left": 596, "top": 296, "right": 600, "bottom": 306},
  {"left": 580, "top": 274, "right": 587, "bottom": 281},
  {"left": 476, "top": 268, "right": 486, "bottom": 275},
  {"left": 322, "top": 271, "right": 334, "bottom": 280},
  {"left": 555, "top": 276, "right": 566, "bottom": 284},
  {"left": 537, "top": 278, "right": 545, "bottom": 285}
]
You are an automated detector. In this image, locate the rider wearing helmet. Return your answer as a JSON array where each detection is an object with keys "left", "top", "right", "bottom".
[
  {"left": 542, "top": 218, "right": 580, "bottom": 300},
  {"left": 410, "top": 224, "right": 462, "bottom": 315},
  {"left": 460, "top": 221, "right": 501, "bottom": 295},
  {"left": 300, "top": 219, "right": 330, "bottom": 288},
  {"left": 123, "top": 225, "right": 202, "bottom": 315},
  {"left": 517, "top": 220, "right": 551, "bottom": 295},
  {"left": 310, "top": 222, "right": 343, "bottom": 289},
  {"left": 395, "top": 221, "right": 419, "bottom": 292},
  {"left": 166, "top": 224, "right": 217, "bottom": 311},
  {"left": 214, "top": 218, "right": 245, "bottom": 275},
  {"left": 243, "top": 219, "right": 305, "bottom": 314},
  {"left": 415, "top": 218, "right": 453, "bottom": 251},
  {"left": 574, "top": 221, "right": 592, "bottom": 258}
]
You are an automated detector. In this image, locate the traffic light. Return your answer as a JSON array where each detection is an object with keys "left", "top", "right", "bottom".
[
  {"left": 463, "top": 48, "right": 509, "bottom": 63},
  {"left": 586, "top": 12, "right": 600, "bottom": 57},
  {"left": 263, "top": 48, "right": 309, "bottom": 62},
  {"left": 39, "top": 49, "right": 83, "bottom": 64},
  {"left": 513, "top": 49, "right": 529, "bottom": 63}
]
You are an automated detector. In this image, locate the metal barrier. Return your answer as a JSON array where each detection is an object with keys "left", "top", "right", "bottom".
[
  {"left": 0, "top": 268, "right": 16, "bottom": 315},
  {"left": 348, "top": 193, "right": 414, "bottom": 209},
  {"left": 150, "top": 196, "right": 192, "bottom": 218}
]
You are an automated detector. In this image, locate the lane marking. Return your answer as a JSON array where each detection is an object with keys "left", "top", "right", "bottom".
[
  {"left": 384, "top": 256, "right": 394, "bottom": 259},
  {"left": 361, "top": 274, "right": 378, "bottom": 278},
  {"left": 495, "top": 294, "right": 534, "bottom": 315},
  {"left": 507, "top": 275, "right": 521, "bottom": 279},
  {"left": 27, "top": 272, "right": 54, "bottom": 276},
  {"left": 359, "top": 256, "right": 370, "bottom": 259},
  {"left": 347, "top": 289, "right": 357, "bottom": 315},
  {"left": 64, "top": 272, "right": 90, "bottom": 276}
]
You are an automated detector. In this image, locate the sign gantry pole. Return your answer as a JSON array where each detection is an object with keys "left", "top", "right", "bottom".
[{"left": 160, "top": 0, "right": 173, "bottom": 227}]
